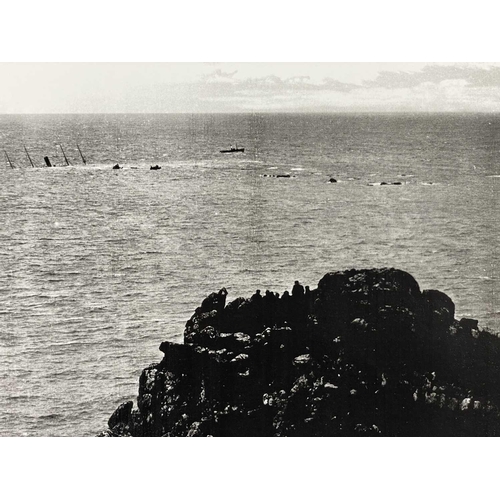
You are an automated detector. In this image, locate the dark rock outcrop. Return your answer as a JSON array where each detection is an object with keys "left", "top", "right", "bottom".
[{"left": 102, "top": 268, "right": 500, "bottom": 437}]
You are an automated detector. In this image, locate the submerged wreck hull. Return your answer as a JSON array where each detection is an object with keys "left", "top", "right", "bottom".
[
  {"left": 220, "top": 148, "right": 244, "bottom": 153},
  {"left": 101, "top": 268, "right": 500, "bottom": 437}
]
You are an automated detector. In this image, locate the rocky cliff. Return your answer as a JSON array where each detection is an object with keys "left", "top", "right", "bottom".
[{"left": 101, "top": 268, "right": 500, "bottom": 436}]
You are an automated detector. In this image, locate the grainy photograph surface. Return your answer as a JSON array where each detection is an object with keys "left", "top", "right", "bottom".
[{"left": 1, "top": 62, "right": 499, "bottom": 437}]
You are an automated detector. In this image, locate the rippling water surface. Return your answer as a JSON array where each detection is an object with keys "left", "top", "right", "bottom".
[{"left": 0, "top": 113, "right": 498, "bottom": 436}]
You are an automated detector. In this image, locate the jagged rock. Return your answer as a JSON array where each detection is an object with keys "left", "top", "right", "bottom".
[
  {"left": 201, "top": 288, "right": 228, "bottom": 314},
  {"left": 459, "top": 317, "right": 479, "bottom": 333},
  {"left": 108, "top": 401, "right": 133, "bottom": 429},
  {"left": 107, "top": 400, "right": 134, "bottom": 436},
  {"left": 421, "top": 289, "right": 455, "bottom": 333},
  {"left": 102, "top": 268, "right": 500, "bottom": 437}
]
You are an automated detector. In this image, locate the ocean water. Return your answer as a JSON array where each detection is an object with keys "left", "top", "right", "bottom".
[{"left": 0, "top": 113, "right": 498, "bottom": 436}]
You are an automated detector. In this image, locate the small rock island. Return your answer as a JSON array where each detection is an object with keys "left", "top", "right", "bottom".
[{"left": 101, "top": 268, "right": 500, "bottom": 436}]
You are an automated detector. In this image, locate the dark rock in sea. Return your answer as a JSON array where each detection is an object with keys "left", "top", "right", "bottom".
[{"left": 102, "top": 268, "right": 500, "bottom": 436}]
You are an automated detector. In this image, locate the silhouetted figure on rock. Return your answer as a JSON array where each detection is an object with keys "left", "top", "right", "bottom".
[
  {"left": 291, "top": 281, "right": 307, "bottom": 327},
  {"left": 201, "top": 287, "right": 228, "bottom": 315},
  {"left": 263, "top": 290, "right": 276, "bottom": 327},
  {"left": 249, "top": 290, "right": 264, "bottom": 329},
  {"left": 305, "top": 285, "right": 314, "bottom": 314},
  {"left": 292, "top": 280, "right": 305, "bottom": 298},
  {"left": 278, "top": 290, "right": 292, "bottom": 325}
]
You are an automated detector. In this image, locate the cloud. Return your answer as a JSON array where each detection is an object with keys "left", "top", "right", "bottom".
[
  {"left": 363, "top": 64, "right": 500, "bottom": 89},
  {"left": 2, "top": 62, "right": 500, "bottom": 113},
  {"left": 202, "top": 69, "right": 239, "bottom": 83},
  {"left": 322, "top": 78, "right": 360, "bottom": 92},
  {"left": 193, "top": 63, "right": 500, "bottom": 112}
]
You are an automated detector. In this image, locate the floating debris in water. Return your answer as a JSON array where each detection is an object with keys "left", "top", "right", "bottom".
[
  {"left": 261, "top": 174, "right": 295, "bottom": 179},
  {"left": 368, "top": 181, "right": 405, "bottom": 186}
]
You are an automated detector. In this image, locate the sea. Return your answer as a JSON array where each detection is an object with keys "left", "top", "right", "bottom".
[{"left": 0, "top": 113, "right": 498, "bottom": 436}]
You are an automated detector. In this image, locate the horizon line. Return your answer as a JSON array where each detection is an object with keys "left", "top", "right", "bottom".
[{"left": 1, "top": 111, "right": 500, "bottom": 116}]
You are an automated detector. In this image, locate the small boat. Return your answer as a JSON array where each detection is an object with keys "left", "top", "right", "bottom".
[
  {"left": 220, "top": 144, "right": 244, "bottom": 154},
  {"left": 113, "top": 164, "right": 121, "bottom": 170},
  {"left": 150, "top": 165, "right": 161, "bottom": 170}
]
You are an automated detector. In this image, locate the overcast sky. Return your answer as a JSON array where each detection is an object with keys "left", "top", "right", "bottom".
[{"left": 1, "top": 62, "right": 500, "bottom": 113}]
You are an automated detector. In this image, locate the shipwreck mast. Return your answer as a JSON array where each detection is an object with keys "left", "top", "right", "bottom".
[
  {"left": 76, "top": 144, "right": 86, "bottom": 165},
  {"left": 60, "top": 145, "right": 70, "bottom": 166},
  {"left": 24, "top": 146, "right": 36, "bottom": 167},
  {"left": 4, "top": 150, "right": 14, "bottom": 168}
]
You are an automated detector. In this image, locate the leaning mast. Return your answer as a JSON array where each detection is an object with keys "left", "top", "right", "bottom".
[
  {"left": 76, "top": 144, "right": 86, "bottom": 164},
  {"left": 24, "top": 146, "right": 36, "bottom": 167},
  {"left": 4, "top": 150, "right": 14, "bottom": 168},
  {"left": 60, "top": 145, "right": 70, "bottom": 166}
]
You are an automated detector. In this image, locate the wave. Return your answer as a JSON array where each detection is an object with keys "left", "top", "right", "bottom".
[
  {"left": 38, "top": 413, "right": 62, "bottom": 420},
  {"left": 7, "top": 394, "right": 40, "bottom": 401}
]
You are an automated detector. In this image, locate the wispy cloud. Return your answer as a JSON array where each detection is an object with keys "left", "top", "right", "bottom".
[
  {"left": 193, "top": 63, "right": 500, "bottom": 112},
  {"left": 1, "top": 63, "right": 499, "bottom": 113},
  {"left": 363, "top": 64, "right": 500, "bottom": 89},
  {"left": 202, "top": 69, "right": 239, "bottom": 83}
]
